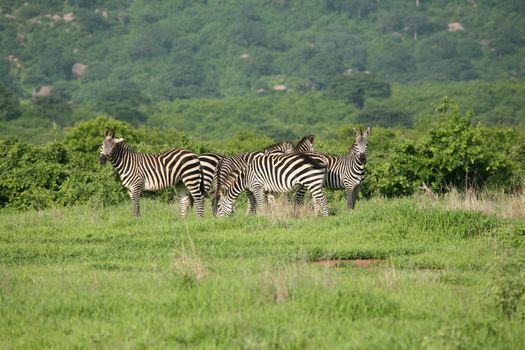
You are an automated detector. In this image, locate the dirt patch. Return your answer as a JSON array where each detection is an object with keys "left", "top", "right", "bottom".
[{"left": 312, "top": 259, "right": 385, "bottom": 268}]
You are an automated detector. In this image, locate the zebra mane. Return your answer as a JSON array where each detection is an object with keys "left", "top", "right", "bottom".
[{"left": 262, "top": 140, "right": 294, "bottom": 154}]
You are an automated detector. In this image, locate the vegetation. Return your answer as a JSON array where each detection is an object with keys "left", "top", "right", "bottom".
[
  {"left": 1, "top": 196, "right": 524, "bottom": 348},
  {"left": 2, "top": 0, "right": 525, "bottom": 100},
  {"left": 1, "top": 1, "right": 524, "bottom": 346},
  {"left": 1, "top": 100, "right": 522, "bottom": 211}
]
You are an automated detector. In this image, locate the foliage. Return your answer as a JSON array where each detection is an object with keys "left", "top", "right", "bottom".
[
  {"left": 1, "top": 0, "right": 525, "bottom": 102},
  {"left": 488, "top": 252, "right": 525, "bottom": 320},
  {"left": 0, "top": 116, "right": 208, "bottom": 210},
  {"left": 0, "top": 99, "right": 523, "bottom": 209},
  {"left": 0, "top": 84, "right": 21, "bottom": 121},
  {"left": 31, "top": 96, "right": 73, "bottom": 127},
  {"left": 0, "top": 138, "right": 69, "bottom": 209},
  {"left": 356, "top": 106, "right": 413, "bottom": 128},
  {"left": 366, "top": 99, "right": 518, "bottom": 197},
  {"left": 148, "top": 93, "right": 356, "bottom": 141},
  {"left": 95, "top": 88, "right": 151, "bottom": 125},
  {"left": 325, "top": 74, "right": 391, "bottom": 109}
]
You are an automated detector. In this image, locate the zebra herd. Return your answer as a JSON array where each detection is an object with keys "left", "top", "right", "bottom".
[{"left": 99, "top": 127, "right": 370, "bottom": 218}]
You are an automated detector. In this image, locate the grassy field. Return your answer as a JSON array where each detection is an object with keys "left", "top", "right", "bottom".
[{"left": 1, "top": 195, "right": 524, "bottom": 349}]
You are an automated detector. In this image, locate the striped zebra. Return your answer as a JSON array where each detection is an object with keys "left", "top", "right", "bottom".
[
  {"left": 212, "top": 151, "right": 261, "bottom": 215},
  {"left": 180, "top": 152, "right": 223, "bottom": 215},
  {"left": 212, "top": 136, "right": 317, "bottom": 214},
  {"left": 99, "top": 128, "right": 205, "bottom": 218},
  {"left": 296, "top": 127, "right": 370, "bottom": 210},
  {"left": 216, "top": 153, "right": 328, "bottom": 217},
  {"left": 263, "top": 140, "right": 295, "bottom": 154},
  {"left": 295, "top": 134, "right": 316, "bottom": 153}
]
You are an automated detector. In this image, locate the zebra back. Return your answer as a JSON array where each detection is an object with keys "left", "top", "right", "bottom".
[
  {"left": 262, "top": 141, "right": 295, "bottom": 154},
  {"left": 100, "top": 132, "right": 205, "bottom": 217},
  {"left": 216, "top": 152, "right": 328, "bottom": 216}
]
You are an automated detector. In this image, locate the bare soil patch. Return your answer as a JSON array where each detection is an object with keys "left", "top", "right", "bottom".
[{"left": 311, "top": 259, "right": 385, "bottom": 268}]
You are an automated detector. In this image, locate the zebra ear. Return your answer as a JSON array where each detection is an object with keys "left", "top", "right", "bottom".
[
  {"left": 352, "top": 128, "right": 360, "bottom": 138},
  {"left": 363, "top": 127, "right": 371, "bottom": 137},
  {"left": 114, "top": 138, "right": 125, "bottom": 144},
  {"left": 104, "top": 128, "right": 114, "bottom": 138}
]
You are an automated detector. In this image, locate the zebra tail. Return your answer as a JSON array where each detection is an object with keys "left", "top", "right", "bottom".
[{"left": 200, "top": 166, "right": 207, "bottom": 198}]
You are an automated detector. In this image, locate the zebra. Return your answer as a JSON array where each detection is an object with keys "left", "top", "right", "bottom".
[
  {"left": 99, "top": 128, "right": 205, "bottom": 218},
  {"left": 215, "top": 153, "right": 329, "bottom": 217},
  {"left": 212, "top": 135, "right": 317, "bottom": 214},
  {"left": 295, "top": 134, "right": 316, "bottom": 153},
  {"left": 263, "top": 140, "right": 295, "bottom": 154},
  {"left": 180, "top": 152, "right": 223, "bottom": 215},
  {"left": 295, "top": 127, "right": 370, "bottom": 210},
  {"left": 212, "top": 151, "right": 261, "bottom": 215}
]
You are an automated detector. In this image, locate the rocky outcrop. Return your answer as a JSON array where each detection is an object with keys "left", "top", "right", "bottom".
[{"left": 72, "top": 63, "right": 87, "bottom": 78}]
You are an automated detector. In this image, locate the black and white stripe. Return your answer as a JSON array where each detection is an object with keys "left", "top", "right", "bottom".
[
  {"left": 216, "top": 153, "right": 328, "bottom": 217},
  {"left": 212, "top": 151, "right": 261, "bottom": 214},
  {"left": 295, "top": 134, "right": 316, "bottom": 153},
  {"left": 99, "top": 128, "right": 204, "bottom": 218},
  {"left": 262, "top": 140, "right": 295, "bottom": 154},
  {"left": 296, "top": 127, "right": 370, "bottom": 210},
  {"left": 180, "top": 152, "right": 223, "bottom": 215},
  {"left": 213, "top": 135, "right": 317, "bottom": 214}
]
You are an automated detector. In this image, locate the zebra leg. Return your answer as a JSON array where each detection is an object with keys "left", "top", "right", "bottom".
[
  {"left": 294, "top": 186, "right": 307, "bottom": 207},
  {"left": 128, "top": 187, "right": 141, "bottom": 218},
  {"left": 345, "top": 185, "right": 360, "bottom": 210},
  {"left": 179, "top": 195, "right": 194, "bottom": 218},
  {"left": 186, "top": 184, "right": 205, "bottom": 218},
  {"left": 246, "top": 191, "right": 257, "bottom": 215},
  {"left": 266, "top": 192, "right": 279, "bottom": 209},
  {"left": 308, "top": 185, "right": 328, "bottom": 217},
  {"left": 251, "top": 185, "right": 266, "bottom": 213}
]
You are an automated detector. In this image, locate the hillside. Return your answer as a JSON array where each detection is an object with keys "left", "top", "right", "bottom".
[{"left": 1, "top": 0, "right": 525, "bottom": 103}]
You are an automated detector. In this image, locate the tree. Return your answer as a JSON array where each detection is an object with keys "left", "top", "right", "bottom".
[
  {"left": 357, "top": 107, "right": 413, "bottom": 128},
  {"left": 367, "top": 99, "right": 517, "bottom": 197},
  {"left": 95, "top": 88, "right": 150, "bottom": 125},
  {"left": 33, "top": 96, "right": 72, "bottom": 128},
  {"left": 0, "top": 84, "right": 22, "bottom": 121},
  {"left": 325, "top": 74, "right": 391, "bottom": 109}
]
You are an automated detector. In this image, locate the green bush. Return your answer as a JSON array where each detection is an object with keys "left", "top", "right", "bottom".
[
  {"left": 365, "top": 99, "right": 518, "bottom": 197},
  {"left": 0, "top": 138, "right": 69, "bottom": 209}
]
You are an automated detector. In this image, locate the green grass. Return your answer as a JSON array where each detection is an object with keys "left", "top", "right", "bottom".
[{"left": 1, "top": 197, "right": 524, "bottom": 349}]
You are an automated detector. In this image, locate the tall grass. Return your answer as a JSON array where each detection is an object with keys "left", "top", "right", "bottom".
[
  {"left": 0, "top": 196, "right": 523, "bottom": 349},
  {"left": 439, "top": 188, "right": 525, "bottom": 219}
]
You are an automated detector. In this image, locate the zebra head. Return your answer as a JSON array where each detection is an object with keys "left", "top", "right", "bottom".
[
  {"left": 215, "top": 169, "right": 244, "bottom": 217},
  {"left": 295, "top": 134, "right": 316, "bottom": 153},
  {"left": 351, "top": 127, "right": 371, "bottom": 163},
  {"left": 215, "top": 184, "right": 234, "bottom": 217},
  {"left": 99, "top": 128, "right": 124, "bottom": 164}
]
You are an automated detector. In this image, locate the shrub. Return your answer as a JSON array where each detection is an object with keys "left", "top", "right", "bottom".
[
  {"left": 0, "top": 138, "right": 69, "bottom": 209},
  {"left": 366, "top": 99, "right": 518, "bottom": 197}
]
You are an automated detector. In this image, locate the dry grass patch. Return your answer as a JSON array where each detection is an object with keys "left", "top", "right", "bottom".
[
  {"left": 171, "top": 240, "right": 209, "bottom": 283},
  {"left": 258, "top": 194, "right": 320, "bottom": 219},
  {"left": 417, "top": 189, "right": 525, "bottom": 219}
]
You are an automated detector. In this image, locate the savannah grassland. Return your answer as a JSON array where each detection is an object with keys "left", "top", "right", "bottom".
[{"left": 1, "top": 194, "right": 524, "bottom": 349}]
